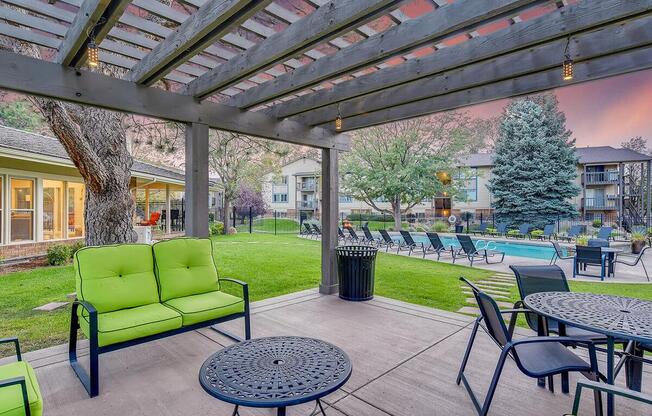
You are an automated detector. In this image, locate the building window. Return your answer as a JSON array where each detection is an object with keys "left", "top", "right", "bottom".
[
  {"left": 67, "top": 182, "right": 85, "bottom": 238},
  {"left": 43, "top": 179, "right": 65, "bottom": 240},
  {"left": 10, "top": 178, "right": 34, "bottom": 242},
  {"left": 273, "top": 193, "right": 288, "bottom": 203},
  {"left": 454, "top": 168, "right": 478, "bottom": 202},
  {"left": 339, "top": 195, "right": 353, "bottom": 203}
]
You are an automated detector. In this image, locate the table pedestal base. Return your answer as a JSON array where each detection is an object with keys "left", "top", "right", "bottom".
[{"left": 231, "top": 400, "right": 327, "bottom": 416}]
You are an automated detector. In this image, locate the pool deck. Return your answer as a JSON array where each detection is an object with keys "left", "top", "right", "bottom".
[{"left": 5, "top": 290, "right": 650, "bottom": 415}]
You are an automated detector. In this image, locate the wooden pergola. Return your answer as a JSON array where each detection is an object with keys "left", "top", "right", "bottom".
[{"left": 0, "top": 0, "right": 651, "bottom": 293}]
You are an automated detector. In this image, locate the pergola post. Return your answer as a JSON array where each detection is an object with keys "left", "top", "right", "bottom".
[
  {"left": 647, "top": 160, "right": 651, "bottom": 228},
  {"left": 165, "top": 184, "right": 172, "bottom": 235},
  {"left": 185, "top": 122, "right": 209, "bottom": 238},
  {"left": 320, "top": 148, "right": 339, "bottom": 295}
]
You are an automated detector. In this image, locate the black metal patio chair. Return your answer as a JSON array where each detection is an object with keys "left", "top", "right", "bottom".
[
  {"left": 471, "top": 223, "right": 489, "bottom": 236},
  {"left": 302, "top": 222, "right": 316, "bottom": 238},
  {"left": 614, "top": 246, "right": 650, "bottom": 281},
  {"left": 533, "top": 224, "right": 555, "bottom": 241},
  {"left": 398, "top": 230, "right": 425, "bottom": 256},
  {"left": 361, "top": 225, "right": 381, "bottom": 246},
  {"left": 566, "top": 380, "right": 651, "bottom": 416},
  {"left": 378, "top": 229, "right": 397, "bottom": 252},
  {"left": 346, "top": 227, "right": 361, "bottom": 243},
  {"left": 311, "top": 223, "right": 322, "bottom": 239},
  {"left": 452, "top": 235, "right": 504, "bottom": 266},
  {"left": 337, "top": 227, "right": 347, "bottom": 242},
  {"left": 457, "top": 277, "right": 603, "bottom": 416},
  {"left": 550, "top": 241, "right": 574, "bottom": 265},
  {"left": 573, "top": 246, "right": 607, "bottom": 280},
  {"left": 424, "top": 232, "right": 453, "bottom": 260}
]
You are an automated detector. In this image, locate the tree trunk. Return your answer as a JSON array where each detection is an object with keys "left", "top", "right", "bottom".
[
  {"left": 392, "top": 200, "right": 402, "bottom": 230},
  {"left": 222, "top": 198, "right": 231, "bottom": 234}
]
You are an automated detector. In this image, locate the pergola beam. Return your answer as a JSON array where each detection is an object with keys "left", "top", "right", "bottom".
[
  {"left": 128, "top": 0, "right": 270, "bottom": 85},
  {"left": 270, "top": 0, "right": 652, "bottom": 121},
  {"left": 225, "top": 0, "right": 541, "bottom": 109},
  {"left": 0, "top": 50, "right": 349, "bottom": 150},
  {"left": 55, "top": 0, "right": 130, "bottom": 67},
  {"left": 184, "top": 0, "right": 407, "bottom": 99},
  {"left": 297, "top": 11, "right": 652, "bottom": 126},
  {"left": 334, "top": 45, "right": 652, "bottom": 131}
]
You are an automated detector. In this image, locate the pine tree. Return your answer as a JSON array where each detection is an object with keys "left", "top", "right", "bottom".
[{"left": 489, "top": 98, "right": 580, "bottom": 227}]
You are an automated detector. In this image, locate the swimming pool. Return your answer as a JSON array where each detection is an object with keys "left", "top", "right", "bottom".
[{"left": 390, "top": 233, "right": 558, "bottom": 260}]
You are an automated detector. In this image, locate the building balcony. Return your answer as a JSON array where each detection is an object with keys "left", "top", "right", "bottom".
[
  {"left": 299, "top": 200, "right": 317, "bottom": 209},
  {"left": 298, "top": 182, "right": 316, "bottom": 192},
  {"left": 584, "top": 170, "right": 619, "bottom": 185},
  {"left": 584, "top": 196, "right": 618, "bottom": 210}
]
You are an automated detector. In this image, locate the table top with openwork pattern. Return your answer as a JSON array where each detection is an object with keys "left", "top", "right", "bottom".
[
  {"left": 524, "top": 292, "right": 652, "bottom": 343},
  {"left": 199, "top": 336, "right": 352, "bottom": 408}
]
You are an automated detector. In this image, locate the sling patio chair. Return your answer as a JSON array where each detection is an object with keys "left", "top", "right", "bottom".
[
  {"left": 558, "top": 225, "right": 582, "bottom": 242},
  {"left": 302, "top": 222, "right": 316, "bottom": 238},
  {"left": 311, "top": 223, "right": 322, "bottom": 239},
  {"left": 423, "top": 232, "right": 454, "bottom": 260},
  {"left": 597, "top": 226, "right": 613, "bottom": 241},
  {"left": 397, "top": 231, "right": 426, "bottom": 256},
  {"left": 452, "top": 235, "right": 505, "bottom": 267},
  {"left": 486, "top": 222, "right": 508, "bottom": 237},
  {"left": 337, "top": 227, "right": 347, "bottom": 242},
  {"left": 346, "top": 227, "right": 361, "bottom": 243},
  {"left": 457, "top": 277, "right": 603, "bottom": 416},
  {"left": 471, "top": 223, "right": 489, "bottom": 236},
  {"left": 550, "top": 241, "right": 574, "bottom": 265},
  {"left": 614, "top": 246, "right": 650, "bottom": 281},
  {"left": 573, "top": 245, "right": 608, "bottom": 280},
  {"left": 507, "top": 223, "right": 530, "bottom": 239},
  {"left": 362, "top": 225, "right": 381, "bottom": 246},
  {"left": 378, "top": 229, "right": 398, "bottom": 252},
  {"left": 533, "top": 224, "right": 556, "bottom": 241}
]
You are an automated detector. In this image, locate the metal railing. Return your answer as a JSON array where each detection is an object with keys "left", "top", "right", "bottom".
[
  {"left": 298, "top": 200, "right": 317, "bottom": 209},
  {"left": 298, "top": 182, "right": 316, "bottom": 191},
  {"left": 584, "top": 170, "right": 619, "bottom": 185},
  {"left": 584, "top": 197, "right": 618, "bottom": 210}
]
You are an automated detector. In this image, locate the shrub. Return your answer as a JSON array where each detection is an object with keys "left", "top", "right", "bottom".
[
  {"left": 414, "top": 224, "right": 427, "bottom": 232},
  {"left": 209, "top": 221, "right": 225, "bottom": 236},
  {"left": 592, "top": 219, "right": 602, "bottom": 229},
  {"left": 530, "top": 229, "right": 544, "bottom": 237},
  {"left": 69, "top": 241, "right": 85, "bottom": 259},
  {"left": 507, "top": 229, "right": 520, "bottom": 236},
  {"left": 486, "top": 227, "right": 497, "bottom": 234},
  {"left": 575, "top": 235, "right": 590, "bottom": 246},
  {"left": 47, "top": 244, "right": 72, "bottom": 266},
  {"left": 431, "top": 221, "right": 449, "bottom": 232},
  {"left": 346, "top": 213, "right": 392, "bottom": 222},
  {"left": 227, "top": 226, "right": 237, "bottom": 235},
  {"left": 632, "top": 232, "right": 646, "bottom": 242}
]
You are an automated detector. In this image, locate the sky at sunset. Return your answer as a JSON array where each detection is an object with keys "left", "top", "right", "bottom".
[{"left": 465, "top": 69, "right": 652, "bottom": 149}]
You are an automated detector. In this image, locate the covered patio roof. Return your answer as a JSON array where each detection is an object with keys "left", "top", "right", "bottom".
[{"left": 0, "top": 0, "right": 651, "bottom": 292}]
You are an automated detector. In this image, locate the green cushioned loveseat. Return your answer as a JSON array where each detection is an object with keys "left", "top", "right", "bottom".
[
  {"left": 69, "top": 238, "right": 250, "bottom": 397},
  {"left": 0, "top": 338, "right": 42, "bottom": 416}
]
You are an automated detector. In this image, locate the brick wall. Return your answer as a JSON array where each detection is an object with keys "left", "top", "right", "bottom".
[{"left": 0, "top": 238, "right": 84, "bottom": 260}]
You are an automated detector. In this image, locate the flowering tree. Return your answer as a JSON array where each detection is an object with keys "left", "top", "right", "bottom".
[{"left": 234, "top": 186, "right": 268, "bottom": 218}]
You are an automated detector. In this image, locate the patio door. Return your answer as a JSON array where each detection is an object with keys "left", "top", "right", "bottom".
[
  {"left": 10, "top": 178, "right": 34, "bottom": 242},
  {"left": 43, "top": 180, "right": 64, "bottom": 240}
]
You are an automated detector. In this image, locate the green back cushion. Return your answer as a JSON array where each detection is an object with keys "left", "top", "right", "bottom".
[
  {"left": 153, "top": 238, "right": 219, "bottom": 301},
  {"left": 75, "top": 244, "right": 160, "bottom": 313}
]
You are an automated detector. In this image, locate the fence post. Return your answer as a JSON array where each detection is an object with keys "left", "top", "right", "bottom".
[
  {"left": 249, "top": 207, "right": 252, "bottom": 234},
  {"left": 480, "top": 212, "right": 483, "bottom": 224},
  {"left": 383, "top": 213, "right": 386, "bottom": 229},
  {"left": 557, "top": 215, "right": 561, "bottom": 234},
  {"left": 232, "top": 206, "right": 236, "bottom": 229},
  {"left": 274, "top": 210, "right": 277, "bottom": 235}
]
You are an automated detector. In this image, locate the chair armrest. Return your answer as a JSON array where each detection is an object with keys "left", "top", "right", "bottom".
[
  {"left": 73, "top": 300, "right": 97, "bottom": 316},
  {"left": 0, "top": 376, "right": 30, "bottom": 415},
  {"left": 0, "top": 337, "right": 21, "bottom": 361},
  {"left": 220, "top": 278, "right": 250, "bottom": 305},
  {"left": 569, "top": 380, "right": 652, "bottom": 416}
]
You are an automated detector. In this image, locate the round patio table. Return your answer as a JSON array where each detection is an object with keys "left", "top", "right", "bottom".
[
  {"left": 199, "top": 336, "right": 352, "bottom": 416},
  {"left": 524, "top": 292, "right": 652, "bottom": 416}
]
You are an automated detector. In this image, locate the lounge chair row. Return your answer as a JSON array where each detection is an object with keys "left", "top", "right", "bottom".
[{"left": 472, "top": 223, "right": 613, "bottom": 243}]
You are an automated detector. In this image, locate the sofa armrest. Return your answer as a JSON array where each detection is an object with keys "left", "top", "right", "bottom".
[
  {"left": 0, "top": 376, "right": 31, "bottom": 415},
  {"left": 220, "top": 278, "right": 250, "bottom": 305},
  {"left": 0, "top": 337, "right": 21, "bottom": 361},
  {"left": 71, "top": 300, "right": 98, "bottom": 339}
]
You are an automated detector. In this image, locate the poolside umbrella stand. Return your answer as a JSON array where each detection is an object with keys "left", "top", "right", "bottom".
[{"left": 336, "top": 245, "right": 378, "bottom": 301}]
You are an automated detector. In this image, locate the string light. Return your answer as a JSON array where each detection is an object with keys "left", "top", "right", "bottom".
[
  {"left": 562, "top": 37, "right": 573, "bottom": 81},
  {"left": 87, "top": 39, "right": 99, "bottom": 68},
  {"left": 335, "top": 104, "right": 343, "bottom": 131}
]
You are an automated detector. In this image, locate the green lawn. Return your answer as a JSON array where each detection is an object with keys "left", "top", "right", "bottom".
[
  {"left": 235, "top": 218, "right": 301, "bottom": 234},
  {"left": 3, "top": 233, "right": 652, "bottom": 355}
]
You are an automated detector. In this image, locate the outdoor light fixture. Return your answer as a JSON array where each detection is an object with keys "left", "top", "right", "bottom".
[
  {"left": 562, "top": 37, "right": 573, "bottom": 81},
  {"left": 87, "top": 39, "right": 99, "bottom": 68},
  {"left": 335, "top": 104, "right": 343, "bottom": 131}
]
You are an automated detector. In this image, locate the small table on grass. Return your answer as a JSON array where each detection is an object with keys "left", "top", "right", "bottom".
[{"left": 199, "top": 336, "right": 352, "bottom": 416}]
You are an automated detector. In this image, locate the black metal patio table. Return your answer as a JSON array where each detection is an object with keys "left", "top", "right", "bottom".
[
  {"left": 199, "top": 336, "right": 352, "bottom": 415},
  {"left": 524, "top": 292, "right": 652, "bottom": 416}
]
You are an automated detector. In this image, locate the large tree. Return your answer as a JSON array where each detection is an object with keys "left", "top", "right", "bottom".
[
  {"left": 341, "top": 113, "right": 477, "bottom": 229},
  {"left": 489, "top": 98, "right": 580, "bottom": 227}
]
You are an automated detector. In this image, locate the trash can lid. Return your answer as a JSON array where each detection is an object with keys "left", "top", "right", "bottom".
[{"left": 336, "top": 245, "right": 378, "bottom": 255}]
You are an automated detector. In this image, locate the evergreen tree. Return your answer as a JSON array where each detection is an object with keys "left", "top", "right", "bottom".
[{"left": 489, "top": 98, "right": 579, "bottom": 227}]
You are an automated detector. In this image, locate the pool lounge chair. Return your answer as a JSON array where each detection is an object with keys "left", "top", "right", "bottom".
[
  {"left": 533, "top": 224, "right": 555, "bottom": 241},
  {"left": 302, "top": 222, "right": 316, "bottom": 238},
  {"left": 398, "top": 231, "right": 425, "bottom": 256},
  {"left": 486, "top": 222, "right": 508, "bottom": 237},
  {"left": 311, "top": 223, "right": 322, "bottom": 239},
  {"left": 362, "top": 225, "right": 381, "bottom": 246},
  {"left": 378, "top": 230, "right": 397, "bottom": 252},
  {"left": 452, "top": 235, "right": 505, "bottom": 266},
  {"left": 507, "top": 223, "right": 530, "bottom": 239},
  {"left": 346, "top": 227, "right": 361, "bottom": 243},
  {"left": 597, "top": 226, "right": 613, "bottom": 241},
  {"left": 471, "top": 223, "right": 489, "bottom": 236},
  {"left": 424, "top": 232, "right": 453, "bottom": 260},
  {"left": 337, "top": 227, "right": 347, "bottom": 242},
  {"left": 558, "top": 225, "right": 582, "bottom": 242}
]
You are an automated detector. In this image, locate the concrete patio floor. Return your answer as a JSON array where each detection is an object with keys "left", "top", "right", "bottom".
[{"left": 10, "top": 290, "right": 651, "bottom": 415}]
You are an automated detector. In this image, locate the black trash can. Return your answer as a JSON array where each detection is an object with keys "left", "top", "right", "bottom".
[
  {"left": 336, "top": 245, "right": 378, "bottom": 301},
  {"left": 455, "top": 224, "right": 464, "bottom": 233}
]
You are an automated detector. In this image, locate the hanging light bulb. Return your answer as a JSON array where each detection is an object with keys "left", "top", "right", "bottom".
[
  {"left": 562, "top": 37, "right": 573, "bottom": 81},
  {"left": 335, "top": 104, "right": 343, "bottom": 131},
  {"left": 87, "top": 38, "right": 99, "bottom": 68}
]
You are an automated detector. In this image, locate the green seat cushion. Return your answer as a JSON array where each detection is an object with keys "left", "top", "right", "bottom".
[
  {"left": 164, "top": 291, "right": 244, "bottom": 326},
  {"left": 80, "top": 303, "right": 182, "bottom": 347},
  {"left": 153, "top": 238, "right": 220, "bottom": 301},
  {"left": 0, "top": 361, "right": 42, "bottom": 416},
  {"left": 75, "top": 244, "right": 160, "bottom": 313}
]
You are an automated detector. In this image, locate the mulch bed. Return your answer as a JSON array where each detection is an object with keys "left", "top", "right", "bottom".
[{"left": 0, "top": 256, "right": 49, "bottom": 275}]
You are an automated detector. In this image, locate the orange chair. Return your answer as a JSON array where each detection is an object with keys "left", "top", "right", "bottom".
[{"left": 140, "top": 212, "right": 161, "bottom": 227}]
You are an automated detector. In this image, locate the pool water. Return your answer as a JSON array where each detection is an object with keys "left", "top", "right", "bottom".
[{"left": 394, "top": 233, "right": 558, "bottom": 260}]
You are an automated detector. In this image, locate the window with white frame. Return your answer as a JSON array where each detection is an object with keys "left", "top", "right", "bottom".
[
  {"left": 43, "top": 179, "right": 65, "bottom": 240},
  {"left": 273, "top": 193, "right": 288, "bottom": 203},
  {"left": 454, "top": 168, "right": 478, "bottom": 202},
  {"left": 10, "top": 177, "right": 34, "bottom": 242}
]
